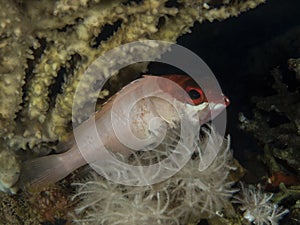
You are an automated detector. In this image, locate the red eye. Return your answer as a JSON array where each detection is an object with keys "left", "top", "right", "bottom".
[{"left": 186, "top": 86, "right": 205, "bottom": 105}]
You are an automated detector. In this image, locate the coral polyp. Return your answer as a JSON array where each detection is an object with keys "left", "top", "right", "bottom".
[
  {"left": 234, "top": 184, "right": 289, "bottom": 225},
  {"left": 72, "top": 126, "right": 239, "bottom": 225}
]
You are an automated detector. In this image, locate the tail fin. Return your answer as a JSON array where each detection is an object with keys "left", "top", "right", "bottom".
[{"left": 20, "top": 153, "right": 71, "bottom": 190}]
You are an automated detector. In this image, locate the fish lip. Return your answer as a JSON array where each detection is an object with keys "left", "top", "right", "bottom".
[
  {"left": 222, "top": 94, "right": 230, "bottom": 107},
  {"left": 209, "top": 102, "right": 226, "bottom": 118},
  {"left": 185, "top": 99, "right": 227, "bottom": 124},
  {"left": 199, "top": 102, "right": 227, "bottom": 124}
]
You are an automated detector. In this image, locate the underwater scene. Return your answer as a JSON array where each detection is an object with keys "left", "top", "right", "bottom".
[{"left": 0, "top": 0, "right": 299, "bottom": 224}]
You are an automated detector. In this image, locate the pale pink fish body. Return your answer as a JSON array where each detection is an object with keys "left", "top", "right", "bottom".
[{"left": 20, "top": 75, "right": 228, "bottom": 188}]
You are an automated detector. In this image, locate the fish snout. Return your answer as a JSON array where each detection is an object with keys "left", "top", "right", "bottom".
[{"left": 223, "top": 95, "right": 230, "bottom": 107}]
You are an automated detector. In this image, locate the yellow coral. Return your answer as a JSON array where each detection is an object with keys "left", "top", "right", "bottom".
[{"left": 0, "top": 0, "right": 264, "bottom": 185}]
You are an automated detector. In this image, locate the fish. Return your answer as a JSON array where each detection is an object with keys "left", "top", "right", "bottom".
[{"left": 19, "top": 74, "right": 229, "bottom": 189}]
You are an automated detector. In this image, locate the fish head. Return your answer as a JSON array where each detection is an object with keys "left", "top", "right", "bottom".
[{"left": 158, "top": 74, "right": 229, "bottom": 125}]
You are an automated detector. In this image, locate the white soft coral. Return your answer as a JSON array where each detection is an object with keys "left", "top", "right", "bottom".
[
  {"left": 72, "top": 125, "right": 237, "bottom": 225},
  {"left": 234, "top": 183, "right": 289, "bottom": 225}
]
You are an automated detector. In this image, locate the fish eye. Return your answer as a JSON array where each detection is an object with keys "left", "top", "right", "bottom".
[
  {"left": 188, "top": 89, "right": 201, "bottom": 100},
  {"left": 186, "top": 87, "right": 205, "bottom": 105}
]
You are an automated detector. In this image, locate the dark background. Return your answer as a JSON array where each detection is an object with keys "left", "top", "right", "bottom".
[{"left": 149, "top": 0, "right": 300, "bottom": 180}]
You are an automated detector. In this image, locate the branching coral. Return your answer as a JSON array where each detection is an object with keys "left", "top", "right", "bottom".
[
  {"left": 0, "top": 0, "right": 264, "bottom": 146},
  {"left": 0, "top": 0, "right": 265, "bottom": 194},
  {"left": 0, "top": 0, "right": 265, "bottom": 184},
  {"left": 0, "top": 148, "right": 19, "bottom": 194},
  {"left": 72, "top": 126, "right": 241, "bottom": 225},
  {"left": 240, "top": 62, "right": 300, "bottom": 178},
  {"left": 0, "top": 1, "right": 267, "bottom": 224},
  {"left": 239, "top": 59, "right": 300, "bottom": 224}
]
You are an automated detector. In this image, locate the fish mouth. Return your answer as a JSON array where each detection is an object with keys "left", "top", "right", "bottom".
[
  {"left": 187, "top": 102, "right": 226, "bottom": 124},
  {"left": 203, "top": 102, "right": 226, "bottom": 124}
]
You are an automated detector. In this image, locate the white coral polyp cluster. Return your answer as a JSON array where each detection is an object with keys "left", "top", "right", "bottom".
[
  {"left": 72, "top": 126, "right": 237, "bottom": 225},
  {"left": 235, "top": 184, "right": 289, "bottom": 225}
]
